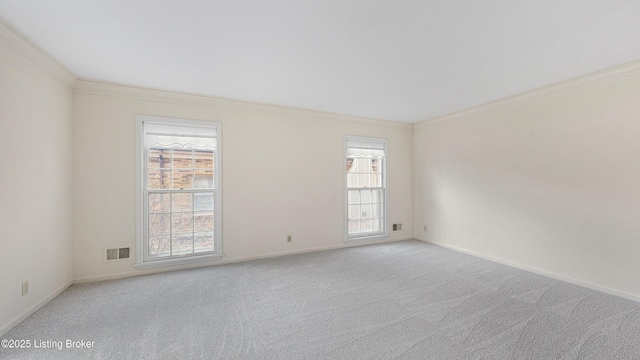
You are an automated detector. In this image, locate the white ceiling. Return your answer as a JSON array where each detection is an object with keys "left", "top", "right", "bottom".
[{"left": 1, "top": 1, "right": 639, "bottom": 122}]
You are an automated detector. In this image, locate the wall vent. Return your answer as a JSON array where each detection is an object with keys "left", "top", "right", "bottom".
[{"left": 105, "top": 247, "right": 131, "bottom": 261}]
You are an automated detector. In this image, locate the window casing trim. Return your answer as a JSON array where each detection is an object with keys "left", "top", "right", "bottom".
[
  {"left": 343, "top": 135, "right": 389, "bottom": 242},
  {"left": 135, "top": 115, "right": 223, "bottom": 268}
]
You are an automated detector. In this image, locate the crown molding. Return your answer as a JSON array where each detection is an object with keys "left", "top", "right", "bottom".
[
  {"left": 415, "top": 59, "right": 640, "bottom": 129},
  {"left": 0, "top": 16, "right": 76, "bottom": 87},
  {"left": 73, "top": 79, "right": 414, "bottom": 129}
]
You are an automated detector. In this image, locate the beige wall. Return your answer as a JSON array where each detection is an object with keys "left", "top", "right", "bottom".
[
  {"left": 72, "top": 82, "right": 414, "bottom": 281},
  {"left": 0, "top": 38, "right": 73, "bottom": 332},
  {"left": 414, "top": 73, "right": 640, "bottom": 299}
]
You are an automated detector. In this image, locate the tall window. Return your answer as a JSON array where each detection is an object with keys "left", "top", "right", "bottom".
[
  {"left": 344, "top": 136, "right": 388, "bottom": 240},
  {"left": 136, "top": 116, "right": 222, "bottom": 267}
]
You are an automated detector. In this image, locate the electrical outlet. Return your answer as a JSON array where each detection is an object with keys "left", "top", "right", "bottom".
[
  {"left": 424, "top": 225, "right": 427, "bottom": 232},
  {"left": 397, "top": 223, "right": 402, "bottom": 231},
  {"left": 287, "top": 235, "right": 292, "bottom": 243},
  {"left": 22, "top": 281, "right": 29, "bottom": 296},
  {"left": 392, "top": 224, "right": 397, "bottom": 231}
]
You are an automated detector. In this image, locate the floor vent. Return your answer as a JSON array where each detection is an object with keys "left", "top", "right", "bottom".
[{"left": 106, "top": 247, "right": 131, "bottom": 261}]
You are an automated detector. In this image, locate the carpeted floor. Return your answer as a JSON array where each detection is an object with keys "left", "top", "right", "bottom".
[{"left": 2, "top": 240, "right": 640, "bottom": 359}]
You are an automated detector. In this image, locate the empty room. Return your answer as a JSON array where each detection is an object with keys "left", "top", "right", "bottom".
[{"left": 1, "top": 1, "right": 640, "bottom": 359}]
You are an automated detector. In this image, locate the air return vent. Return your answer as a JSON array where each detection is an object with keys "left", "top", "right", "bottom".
[{"left": 105, "top": 247, "right": 131, "bottom": 261}]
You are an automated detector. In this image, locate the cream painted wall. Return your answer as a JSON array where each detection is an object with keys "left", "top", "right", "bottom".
[
  {"left": 414, "top": 73, "right": 640, "bottom": 299},
  {"left": 72, "top": 83, "right": 414, "bottom": 281},
  {"left": 0, "top": 40, "right": 73, "bottom": 331}
]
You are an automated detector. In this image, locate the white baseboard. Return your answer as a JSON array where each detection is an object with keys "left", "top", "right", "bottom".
[
  {"left": 74, "top": 236, "right": 414, "bottom": 284},
  {"left": 416, "top": 237, "right": 640, "bottom": 303},
  {"left": 0, "top": 280, "right": 73, "bottom": 337}
]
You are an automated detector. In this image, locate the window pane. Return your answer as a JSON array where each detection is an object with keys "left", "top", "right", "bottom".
[
  {"left": 149, "top": 214, "right": 170, "bottom": 235},
  {"left": 172, "top": 233, "right": 193, "bottom": 255},
  {"left": 371, "top": 159, "right": 380, "bottom": 173},
  {"left": 347, "top": 172, "right": 358, "bottom": 188},
  {"left": 193, "top": 172, "right": 213, "bottom": 189},
  {"left": 347, "top": 157, "right": 384, "bottom": 189},
  {"left": 346, "top": 158, "right": 354, "bottom": 172},
  {"left": 372, "top": 202, "right": 380, "bottom": 218},
  {"left": 361, "top": 204, "right": 372, "bottom": 220},
  {"left": 371, "top": 219, "right": 380, "bottom": 232},
  {"left": 173, "top": 149, "right": 193, "bottom": 169},
  {"left": 148, "top": 193, "right": 170, "bottom": 213},
  {"left": 358, "top": 173, "right": 370, "bottom": 188},
  {"left": 357, "top": 158, "right": 370, "bottom": 173},
  {"left": 361, "top": 190, "right": 372, "bottom": 204},
  {"left": 194, "top": 192, "right": 214, "bottom": 212},
  {"left": 148, "top": 235, "right": 170, "bottom": 256},
  {"left": 372, "top": 189, "right": 380, "bottom": 203},
  {"left": 194, "top": 232, "right": 214, "bottom": 253},
  {"left": 348, "top": 205, "right": 360, "bottom": 220},
  {"left": 194, "top": 151, "right": 214, "bottom": 169},
  {"left": 172, "top": 169, "right": 193, "bottom": 189},
  {"left": 348, "top": 220, "right": 360, "bottom": 235},
  {"left": 365, "top": 173, "right": 380, "bottom": 187},
  {"left": 148, "top": 148, "right": 171, "bottom": 169},
  {"left": 348, "top": 190, "right": 360, "bottom": 205},
  {"left": 148, "top": 169, "right": 171, "bottom": 189},
  {"left": 194, "top": 212, "right": 214, "bottom": 232},
  {"left": 171, "top": 193, "right": 193, "bottom": 212},
  {"left": 172, "top": 213, "right": 193, "bottom": 233},
  {"left": 361, "top": 219, "right": 372, "bottom": 232}
]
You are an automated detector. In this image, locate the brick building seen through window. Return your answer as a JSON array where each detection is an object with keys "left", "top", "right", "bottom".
[{"left": 147, "top": 148, "right": 215, "bottom": 257}]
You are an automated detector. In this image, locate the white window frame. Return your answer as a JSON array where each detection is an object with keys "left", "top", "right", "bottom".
[
  {"left": 135, "top": 115, "right": 223, "bottom": 269},
  {"left": 344, "top": 135, "right": 389, "bottom": 242}
]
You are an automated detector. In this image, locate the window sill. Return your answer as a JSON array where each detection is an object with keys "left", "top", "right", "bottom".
[
  {"left": 344, "top": 234, "right": 390, "bottom": 243},
  {"left": 134, "top": 253, "right": 224, "bottom": 270}
]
